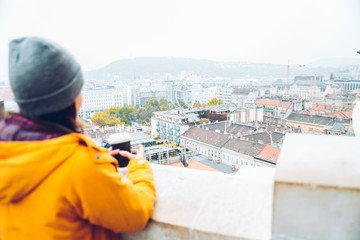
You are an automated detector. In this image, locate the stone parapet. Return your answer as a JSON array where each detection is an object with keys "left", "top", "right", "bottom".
[
  {"left": 121, "top": 165, "right": 275, "bottom": 240},
  {"left": 120, "top": 134, "right": 360, "bottom": 240}
]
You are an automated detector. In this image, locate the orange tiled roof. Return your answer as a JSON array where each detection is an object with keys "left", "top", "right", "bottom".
[
  {"left": 168, "top": 159, "right": 221, "bottom": 173},
  {"left": 255, "top": 145, "right": 281, "bottom": 164},
  {"left": 319, "top": 109, "right": 352, "bottom": 120},
  {"left": 281, "top": 102, "right": 292, "bottom": 112},
  {"left": 312, "top": 104, "right": 341, "bottom": 112},
  {"left": 341, "top": 110, "right": 353, "bottom": 119},
  {"left": 256, "top": 99, "right": 291, "bottom": 112},
  {"left": 256, "top": 99, "right": 282, "bottom": 107}
]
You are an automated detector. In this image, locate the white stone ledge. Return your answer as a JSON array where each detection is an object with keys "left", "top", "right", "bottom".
[
  {"left": 121, "top": 165, "right": 275, "bottom": 240},
  {"left": 273, "top": 134, "right": 360, "bottom": 240},
  {"left": 120, "top": 134, "right": 360, "bottom": 240}
]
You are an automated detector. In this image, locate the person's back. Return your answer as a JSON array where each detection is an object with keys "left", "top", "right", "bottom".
[{"left": 0, "top": 37, "right": 156, "bottom": 240}]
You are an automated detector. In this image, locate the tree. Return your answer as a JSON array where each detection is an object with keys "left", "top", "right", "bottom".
[
  {"left": 92, "top": 112, "right": 122, "bottom": 126},
  {"left": 118, "top": 105, "right": 137, "bottom": 125},
  {"left": 192, "top": 101, "right": 203, "bottom": 108},
  {"left": 105, "top": 116, "right": 122, "bottom": 126},
  {"left": 172, "top": 99, "right": 188, "bottom": 109},
  {"left": 159, "top": 98, "right": 168, "bottom": 106},
  {"left": 208, "top": 98, "right": 222, "bottom": 106},
  {"left": 200, "top": 118, "right": 210, "bottom": 124},
  {"left": 108, "top": 107, "right": 121, "bottom": 118},
  {"left": 137, "top": 98, "right": 170, "bottom": 123},
  {"left": 92, "top": 112, "right": 110, "bottom": 126},
  {"left": 159, "top": 98, "right": 170, "bottom": 111},
  {"left": 145, "top": 98, "right": 160, "bottom": 108}
]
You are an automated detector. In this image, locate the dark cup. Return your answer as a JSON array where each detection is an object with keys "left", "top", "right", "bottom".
[{"left": 108, "top": 132, "right": 131, "bottom": 167}]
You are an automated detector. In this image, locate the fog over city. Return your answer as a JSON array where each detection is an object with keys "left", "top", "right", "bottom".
[{"left": 0, "top": 0, "right": 359, "bottom": 76}]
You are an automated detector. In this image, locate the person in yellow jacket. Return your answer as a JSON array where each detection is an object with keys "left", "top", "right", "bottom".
[{"left": 0, "top": 37, "right": 156, "bottom": 240}]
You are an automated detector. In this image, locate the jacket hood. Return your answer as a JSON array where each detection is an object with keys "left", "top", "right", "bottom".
[{"left": 0, "top": 133, "right": 101, "bottom": 203}]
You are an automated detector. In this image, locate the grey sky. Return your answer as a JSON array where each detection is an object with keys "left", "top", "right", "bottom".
[{"left": 0, "top": 0, "right": 359, "bottom": 75}]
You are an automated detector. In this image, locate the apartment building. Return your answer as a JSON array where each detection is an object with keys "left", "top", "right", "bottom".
[
  {"left": 255, "top": 99, "right": 292, "bottom": 124},
  {"left": 151, "top": 109, "right": 199, "bottom": 144},
  {"left": 229, "top": 107, "right": 264, "bottom": 123},
  {"left": 79, "top": 88, "right": 123, "bottom": 118},
  {"left": 180, "top": 126, "right": 279, "bottom": 168}
]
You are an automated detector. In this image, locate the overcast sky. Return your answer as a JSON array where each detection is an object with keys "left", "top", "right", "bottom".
[{"left": 0, "top": 0, "right": 359, "bottom": 75}]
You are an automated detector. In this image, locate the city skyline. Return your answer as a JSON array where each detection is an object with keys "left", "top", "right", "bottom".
[{"left": 0, "top": 0, "right": 360, "bottom": 77}]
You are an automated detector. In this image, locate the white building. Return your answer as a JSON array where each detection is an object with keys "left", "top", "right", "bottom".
[
  {"left": 218, "top": 87, "right": 233, "bottom": 104},
  {"left": 221, "top": 138, "right": 264, "bottom": 167},
  {"left": 191, "top": 86, "right": 218, "bottom": 105},
  {"left": 229, "top": 107, "right": 264, "bottom": 123},
  {"left": 151, "top": 109, "right": 199, "bottom": 144},
  {"left": 180, "top": 127, "right": 276, "bottom": 168},
  {"left": 181, "top": 126, "right": 229, "bottom": 162},
  {"left": 79, "top": 88, "right": 124, "bottom": 117},
  {"left": 289, "top": 80, "right": 327, "bottom": 99}
]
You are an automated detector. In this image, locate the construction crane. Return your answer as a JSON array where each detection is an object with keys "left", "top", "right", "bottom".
[
  {"left": 310, "top": 76, "right": 313, "bottom": 99},
  {"left": 286, "top": 61, "right": 306, "bottom": 96}
]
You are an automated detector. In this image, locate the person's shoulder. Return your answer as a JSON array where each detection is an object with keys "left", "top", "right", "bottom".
[{"left": 62, "top": 133, "right": 117, "bottom": 166}]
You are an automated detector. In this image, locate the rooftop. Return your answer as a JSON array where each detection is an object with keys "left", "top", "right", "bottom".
[
  {"left": 243, "top": 131, "right": 285, "bottom": 145},
  {"left": 182, "top": 126, "right": 230, "bottom": 148},
  {"left": 287, "top": 112, "right": 350, "bottom": 127},
  {"left": 200, "top": 121, "right": 256, "bottom": 136},
  {"left": 222, "top": 138, "right": 264, "bottom": 157},
  {"left": 256, "top": 99, "right": 292, "bottom": 112},
  {"left": 255, "top": 145, "right": 281, "bottom": 164}
]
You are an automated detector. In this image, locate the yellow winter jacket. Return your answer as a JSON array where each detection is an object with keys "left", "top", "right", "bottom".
[{"left": 0, "top": 133, "right": 156, "bottom": 240}]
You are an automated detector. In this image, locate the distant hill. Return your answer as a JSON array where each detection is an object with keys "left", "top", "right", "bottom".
[
  {"left": 84, "top": 57, "right": 358, "bottom": 80},
  {"left": 84, "top": 57, "right": 289, "bottom": 80},
  {"left": 309, "top": 58, "right": 360, "bottom": 68}
]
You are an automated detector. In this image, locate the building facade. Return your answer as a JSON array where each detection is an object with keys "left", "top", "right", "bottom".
[
  {"left": 229, "top": 107, "right": 264, "bottom": 123},
  {"left": 79, "top": 88, "right": 124, "bottom": 118},
  {"left": 180, "top": 127, "right": 277, "bottom": 169},
  {"left": 255, "top": 99, "right": 293, "bottom": 125},
  {"left": 151, "top": 109, "right": 199, "bottom": 144}
]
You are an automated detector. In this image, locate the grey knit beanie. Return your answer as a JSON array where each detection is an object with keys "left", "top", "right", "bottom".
[{"left": 8, "top": 37, "right": 84, "bottom": 116}]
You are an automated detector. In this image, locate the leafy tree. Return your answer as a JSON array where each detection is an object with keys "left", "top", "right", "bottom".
[
  {"left": 192, "top": 101, "right": 204, "bottom": 108},
  {"left": 118, "top": 105, "right": 137, "bottom": 125},
  {"left": 92, "top": 112, "right": 122, "bottom": 126},
  {"left": 108, "top": 107, "right": 121, "bottom": 118},
  {"left": 105, "top": 116, "right": 122, "bottom": 126},
  {"left": 137, "top": 107, "right": 154, "bottom": 124},
  {"left": 92, "top": 112, "right": 110, "bottom": 126},
  {"left": 172, "top": 99, "right": 188, "bottom": 109},
  {"left": 137, "top": 98, "right": 170, "bottom": 123},
  {"left": 200, "top": 118, "right": 210, "bottom": 124},
  {"left": 145, "top": 98, "right": 160, "bottom": 108},
  {"left": 208, "top": 98, "right": 222, "bottom": 106},
  {"left": 159, "top": 98, "right": 168, "bottom": 106}
]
